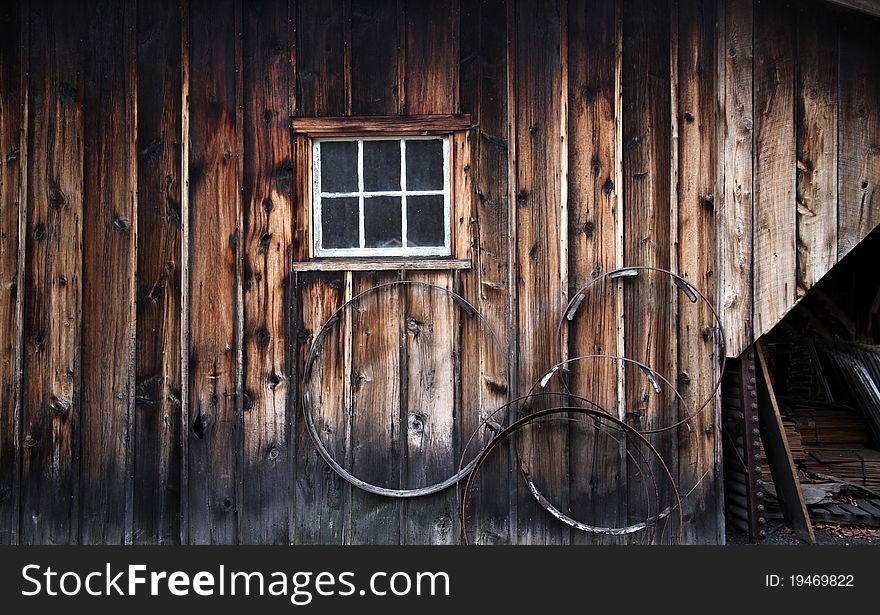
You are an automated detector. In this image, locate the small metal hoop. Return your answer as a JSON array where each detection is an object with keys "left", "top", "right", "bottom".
[{"left": 556, "top": 265, "right": 727, "bottom": 433}]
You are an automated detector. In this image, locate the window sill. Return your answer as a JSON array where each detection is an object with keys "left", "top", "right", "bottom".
[{"left": 292, "top": 258, "right": 471, "bottom": 272}]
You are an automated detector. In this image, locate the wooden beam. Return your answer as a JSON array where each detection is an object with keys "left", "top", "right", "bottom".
[
  {"left": 291, "top": 114, "right": 474, "bottom": 136},
  {"left": 755, "top": 343, "right": 815, "bottom": 544}
]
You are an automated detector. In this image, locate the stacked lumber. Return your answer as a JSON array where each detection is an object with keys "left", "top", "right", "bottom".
[
  {"left": 803, "top": 448, "right": 880, "bottom": 493},
  {"left": 759, "top": 419, "right": 804, "bottom": 465},
  {"left": 815, "top": 342, "right": 880, "bottom": 447},
  {"left": 784, "top": 404, "right": 870, "bottom": 447}
]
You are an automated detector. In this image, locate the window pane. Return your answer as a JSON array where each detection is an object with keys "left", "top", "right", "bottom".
[
  {"left": 320, "top": 141, "right": 358, "bottom": 193},
  {"left": 405, "top": 139, "right": 444, "bottom": 190},
  {"left": 406, "top": 195, "right": 446, "bottom": 247},
  {"left": 364, "top": 196, "right": 402, "bottom": 248},
  {"left": 363, "top": 140, "right": 401, "bottom": 191},
  {"left": 321, "top": 197, "right": 359, "bottom": 249}
]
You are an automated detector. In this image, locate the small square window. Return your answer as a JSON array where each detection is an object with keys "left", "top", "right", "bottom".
[{"left": 312, "top": 136, "right": 451, "bottom": 257}]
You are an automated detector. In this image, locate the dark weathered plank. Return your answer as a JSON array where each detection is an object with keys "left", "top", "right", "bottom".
[
  {"left": 0, "top": 0, "right": 23, "bottom": 545},
  {"left": 295, "top": 0, "right": 345, "bottom": 118},
  {"left": 403, "top": 0, "right": 458, "bottom": 114},
  {"left": 293, "top": 0, "right": 349, "bottom": 544},
  {"left": 134, "top": 0, "right": 183, "bottom": 546},
  {"left": 622, "top": 0, "right": 674, "bottom": 541},
  {"left": 241, "top": 0, "right": 294, "bottom": 545},
  {"left": 838, "top": 13, "right": 880, "bottom": 258},
  {"left": 753, "top": 0, "right": 796, "bottom": 339},
  {"left": 294, "top": 271, "right": 347, "bottom": 544},
  {"left": 350, "top": 0, "right": 399, "bottom": 117},
  {"left": 513, "top": 0, "right": 568, "bottom": 545},
  {"left": 458, "top": 0, "right": 512, "bottom": 546},
  {"left": 676, "top": 0, "right": 720, "bottom": 544},
  {"left": 79, "top": 0, "right": 136, "bottom": 545},
  {"left": 566, "top": 0, "right": 624, "bottom": 545},
  {"left": 796, "top": 3, "right": 838, "bottom": 295},
  {"left": 21, "top": 0, "right": 85, "bottom": 545},
  {"left": 186, "top": 0, "right": 240, "bottom": 544},
  {"left": 719, "top": 0, "right": 754, "bottom": 356},
  {"left": 400, "top": 0, "right": 460, "bottom": 545}
]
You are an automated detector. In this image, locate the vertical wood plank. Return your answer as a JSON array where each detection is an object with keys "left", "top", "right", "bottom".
[
  {"left": 0, "top": 0, "right": 23, "bottom": 545},
  {"left": 513, "top": 0, "right": 567, "bottom": 545},
  {"left": 186, "top": 0, "right": 240, "bottom": 544},
  {"left": 566, "top": 0, "right": 624, "bottom": 545},
  {"left": 241, "top": 0, "right": 294, "bottom": 545},
  {"left": 79, "top": 0, "right": 136, "bottom": 545},
  {"left": 403, "top": 0, "right": 458, "bottom": 115},
  {"left": 350, "top": 0, "right": 399, "bottom": 117},
  {"left": 134, "top": 0, "right": 183, "bottom": 545},
  {"left": 400, "top": 0, "right": 460, "bottom": 545},
  {"left": 348, "top": 273, "right": 402, "bottom": 544},
  {"left": 294, "top": 271, "right": 347, "bottom": 544},
  {"left": 295, "top": 0, "right": 344, "bottom": 118},
  {"left": 293, "top": 0, "right": 349, "bottom": 544},
  {"left": 838, "top": 13, "right": 880, "bottom": 258},
  {"left": 676, "top": 0, "right": 720, "bottom": 544},
  {"left": 753, "top": 0, "right": 796, "bottom": 339},
  {"left": 718, "top": 0, "right": 753, "bottom": 356},
  {"left": 622, "top": 0, "right": 674, "bottom": 540},
  {"left": 335, "top": 0, "right": 406, "bottom": 545},
  {"left": 795, "top": 3, "right": 837, "bottom": 295},
  {"left": 401, "top": 281, "right": 456, "bottom": 544},
  {"left": 458, "top": 0, "right": 512, "bottom": 545},
  {"left": 21, "top": 0, "right": 85, "bottom": 545},
  {"left": 179, "top": 0, "right": 191, "bottom": 544}
]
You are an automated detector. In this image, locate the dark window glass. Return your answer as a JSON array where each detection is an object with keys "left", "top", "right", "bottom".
[
  {"left": 363, "top": 140, "right": 401, "bottom": 191},
  {"left": 321, "top": 197, "right": 359, "bottom": 249},
  {"left": 405, "top": 139, "right": 444, "bottom": 190},
  {"left": 320, "top": 141, "right": 358, "bottom": 193},
  {"left": 406, "top": 195, "right": 446, "bottom": 247},
  {"left": 363, "top": 196, "right": 402, "bottom": 248}
]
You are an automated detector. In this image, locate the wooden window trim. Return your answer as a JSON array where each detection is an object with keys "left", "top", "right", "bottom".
[
  {"left": 291, "top": 114, "right": 475, "bottom": 271},
  {"left": 291, "top": 113, "right": 474, "bottom": 136}
]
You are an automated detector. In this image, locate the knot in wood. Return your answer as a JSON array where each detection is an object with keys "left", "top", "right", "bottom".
[
  {"left": 408, "top": 411, "right": 426, "bottom": 436},
  {"left": 48, "top": 395, "right": 72, "bottom": 417}
]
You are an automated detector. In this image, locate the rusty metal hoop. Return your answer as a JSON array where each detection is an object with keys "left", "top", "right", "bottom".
[
  {"left": 302, "top": 279, "right": 507, "bottom": 498},
  {"left": 456, "top": 391, "right": 665, "bottom": 542},
  {"left": 461, "top": 406, "right": 682, "bottom": 544}
]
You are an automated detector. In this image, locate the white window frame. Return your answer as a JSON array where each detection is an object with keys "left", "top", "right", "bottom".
[{"left": 312, "top": 135, "right": 452, "bottom": 258}]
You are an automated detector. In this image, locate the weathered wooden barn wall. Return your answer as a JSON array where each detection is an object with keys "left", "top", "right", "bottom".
[
  {"left": 0, "top": 0, "right": 878, "bottom": 545},
  {"left": 720, "top": 0, "right": 880, "bottom": 355}
]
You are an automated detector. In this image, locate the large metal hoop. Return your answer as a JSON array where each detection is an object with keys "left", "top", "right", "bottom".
[{"left": 302, "top": 279, "right": 507, "bottom": 498}]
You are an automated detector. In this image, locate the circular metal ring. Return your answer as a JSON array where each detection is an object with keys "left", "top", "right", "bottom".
[
  {"left": 456, "top": 391, "right": 664, "bottom": 542},
  {"left": 518, "top": 416, "right": 669, "bottom": 541},
  {"left": 458, "top": 391, "right": 668, "bottom": 542},
  {"left": 460, "top": 406, "right": 682, "bottom": 544},
  {"left": 527, "top": 354, "right": 692, "bottom": 435},
  {"left": 556, "top": 265, "right": 727, "bottom": 433},
  {"left": 302, "top": 279, "right": 507, "bottom": 498}
]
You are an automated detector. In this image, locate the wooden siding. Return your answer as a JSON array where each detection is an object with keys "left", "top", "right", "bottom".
[
  {"left": 0, "top": 0, "right": 879, "bottom": 544},
  {"left": 719, "top": 0, "right": 880, "bottom": 352}
]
